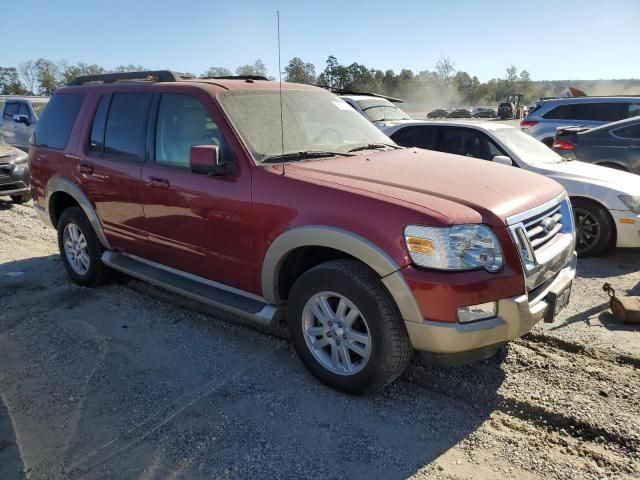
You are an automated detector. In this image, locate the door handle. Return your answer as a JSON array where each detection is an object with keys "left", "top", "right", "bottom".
[
  {"left": 79, "top": 164, "right": 94, "bottom": 175},
  {"left": 148, "top": 176, "right": 170, "bottom": 189}
]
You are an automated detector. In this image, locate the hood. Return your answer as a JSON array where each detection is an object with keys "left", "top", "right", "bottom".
[
  {"left": 284, "top": 148, "right": 565, "bottom": 227},
  {"left": 533, "top": 160, "right": 640, "bottom": 195}
]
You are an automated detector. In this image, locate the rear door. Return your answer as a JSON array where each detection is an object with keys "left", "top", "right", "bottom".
[
  {"left": 139, "top": 89, "right": 253, "bottom": 291},
  {"left": 79, "top": 91, "right": 149, "bottom": 256}
]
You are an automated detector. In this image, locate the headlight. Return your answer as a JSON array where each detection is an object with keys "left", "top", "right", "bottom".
[
  {"left": 619, "top": 195, "right": 640, "bottom": 214},
  {"left": 404, "top": 224, "right": 504, "bottom": 272}
]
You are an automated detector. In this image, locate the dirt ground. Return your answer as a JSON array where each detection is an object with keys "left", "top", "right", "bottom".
[{"left": 0, "top": 199, "right": 639, "bottom": 480}]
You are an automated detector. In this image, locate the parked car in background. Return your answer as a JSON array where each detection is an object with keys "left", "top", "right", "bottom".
[
  {"left": 520, "top": 96, "right": 640, "bottom": 146},
  {"left": 385, "top": 120, "right": 640, "bottom": 256},
  {"left": 498, "top": 102, "right": 516, "bottom": 119},
  {"left": 0, "top": 138, "right": 31, "bottom": 203},
  {"left": 553, "top": 116, "right": 640, "bottom": 175},
  {"left": 31, "top": 71, "right": 575, "bottom": 394},
  {"left": 427, "top": 108, "right": 449, "bottom": 119},
  {"left": 472, "top": 108, "right": 497, "bottom": 118},
  {"left": 338, "top": 92, "right": 411, "bottom": 127},
  {"left": 448, "top": 108, "right": 472, "bottom": 118},
  {"left": 0, "top": 96, "right": 49, "bottom": 151}
]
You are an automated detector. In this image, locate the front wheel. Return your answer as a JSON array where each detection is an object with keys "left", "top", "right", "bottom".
[
  {"left": 572, "top": 198, "right": 615, "bottom": 257},
  {"left": 287, "top": 259, "right": 412, "bottom": 394}
]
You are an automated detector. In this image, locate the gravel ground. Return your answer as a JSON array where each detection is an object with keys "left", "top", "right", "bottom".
[{"left": 0, "top": 199, "right": 639, "bottom": 480}]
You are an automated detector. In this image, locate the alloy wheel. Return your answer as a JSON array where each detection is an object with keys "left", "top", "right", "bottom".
[
  {"left": 63, "top": 223, "right": 90, "bottom": 275},
  {"left": 301, "top": 291, "right": 372, "bottom": 376},
  {"left": 574, "top": 208, "right": 601, "bottom": 252}
]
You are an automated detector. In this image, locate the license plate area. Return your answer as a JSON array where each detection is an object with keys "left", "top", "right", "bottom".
[{"left": 544, "top": 282, "right": 572, "bottom": 323}]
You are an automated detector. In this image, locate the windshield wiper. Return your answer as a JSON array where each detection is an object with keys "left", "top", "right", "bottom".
[
  {"left": 261, "top": 150, "right": 354, "bottom": 164},
  {"left": 347, "top": 143, "right": 401, "bottom": 153}
]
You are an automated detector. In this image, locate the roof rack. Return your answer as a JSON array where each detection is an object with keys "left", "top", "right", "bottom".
[
  {"left": 330, "top": 89, "right": 404, "bottom": 103},
  {"left": 203, "top": 75, "right": 270, "bottom": 81},
  {"left": 67, "top": 70, "right": 187, "bottom": 86}
]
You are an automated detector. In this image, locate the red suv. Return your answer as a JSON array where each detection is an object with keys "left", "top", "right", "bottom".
[{"left": 30, "top": 71, "right": 576, "bottom": 393}]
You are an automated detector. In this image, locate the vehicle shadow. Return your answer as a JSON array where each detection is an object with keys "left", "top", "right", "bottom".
[
  {"left": 0, "top": 397, "right": 25, "bottom": 480},
  {"left": 0, "top": 254, "right": 506, "bottom": 480},
  {"left": 577, "top": 248, "right": 640, "bottom": 279}
]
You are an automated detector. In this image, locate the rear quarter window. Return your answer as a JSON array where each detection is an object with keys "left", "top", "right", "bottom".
[{"left": 34, "top": 94, "right": 84, "bottom": 149}]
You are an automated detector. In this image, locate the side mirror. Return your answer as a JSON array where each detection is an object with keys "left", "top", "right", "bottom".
[
  {"left": 189, "top": 145, "right": 234, "bottom": 176},
  {"left": 493, "top": 155, "right": 513, "bottom": 166},
  {"left": 13, "top": 114, "right": 30, "bottom": 126}
]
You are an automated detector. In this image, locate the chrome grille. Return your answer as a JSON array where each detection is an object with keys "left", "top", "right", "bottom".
[
  {"left": 507, "top": 196, "right": 575, "bottom": 291},
  {"left": 0, "top": 163, "right": 11, "bottom": 177}
]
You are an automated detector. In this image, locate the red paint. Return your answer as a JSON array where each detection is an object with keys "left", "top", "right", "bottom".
[{"left": 31, "top": 79, "right": 562, "bottom": 322}]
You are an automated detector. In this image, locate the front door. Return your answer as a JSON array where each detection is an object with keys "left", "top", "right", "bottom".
[{"left": 139, "top": 91, "right": 253, "bottom": 292}]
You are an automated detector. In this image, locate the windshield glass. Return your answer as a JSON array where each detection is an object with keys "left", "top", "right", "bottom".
[
  {"left": 355, "top": 98, "right": 410, "bottom": 122},
  {"left": 218, "top": 89, "right": 394, "bottom": 163},
  {"left": 31, "top": 101, "right": 48, "bottom": 117},
  {"left": 492, "top": 128, "right": 564, "bottom": 164}
]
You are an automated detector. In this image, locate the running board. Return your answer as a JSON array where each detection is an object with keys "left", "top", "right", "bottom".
[{"left": 102, "top": 251, "right": 282, "bottom": 326}]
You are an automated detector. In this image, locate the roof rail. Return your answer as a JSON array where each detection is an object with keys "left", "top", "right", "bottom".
[
  {"left": 67, "top": 70, "right": 186, "bottom": 86},
  {"left": 203, "top": 75, "right": 270, "bottom": 81},
  {"left": 328, "top": 88, "right": 404, "bottom": 103}
]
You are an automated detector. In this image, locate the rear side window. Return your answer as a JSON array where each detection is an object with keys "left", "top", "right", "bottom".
[
  {"left": 626, "top": 104, "right": 640, "bottom": 117},
  {"left": 391, "top": 126, "right": 440, "bottom": 150},
  {"left": 33, "top": 94, "right": 84, "bottom": 149},
  {"left": 89, "top": 95, "right": 111, "bottom": 153},
  {"left": 544, "top": 102, "right": 626, "bottom": 122},
  {"left": 3, "top": 103, "right": 18, "bottom": 120},
  {"left": 103, "top": 93, "right": 151, "bottom": 161},
  {"left": 612, "top": 123, "right": 640, "bottom": 139},
  {"left": 18, "top": 103, "right": 31, "bottom": 118}
]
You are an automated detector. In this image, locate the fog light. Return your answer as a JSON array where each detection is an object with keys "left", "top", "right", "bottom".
[{"left": 457, "top": 302, "right": 497, "bottom": 323}]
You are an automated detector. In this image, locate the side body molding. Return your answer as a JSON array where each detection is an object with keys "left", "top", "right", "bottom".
[
  {"left": 261, "top": 226, "right": 424, "bottom": 323},
  {"left": 44, "top": 176, "right": 112, "bottom": 249}
]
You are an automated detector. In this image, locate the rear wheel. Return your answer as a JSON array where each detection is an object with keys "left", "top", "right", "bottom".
[
  {"left": 572, "top": 198, "right": 614, "bottom": 257},
  {"left": 287, "top": 259, "right": 412, "bottom": 394},
  {"left": 10, "top": 192, "right": 31, "bottom": 204},
  {"left": 57, "top": 206, "right": 108, "bottom": 286}
]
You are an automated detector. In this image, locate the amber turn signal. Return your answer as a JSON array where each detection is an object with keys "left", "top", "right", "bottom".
[{"left": 406, "top": 236, "right": 436, "bottom": 255}]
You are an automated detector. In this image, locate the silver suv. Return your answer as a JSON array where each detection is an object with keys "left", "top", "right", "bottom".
[
  {"left": 0, "top": 96, "right": 49, "bottom": 151},
  {"left": 521, "top": 96, "right": 640, "bottom": 146}
]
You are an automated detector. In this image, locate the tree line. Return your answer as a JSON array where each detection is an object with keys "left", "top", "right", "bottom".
[{"left": 1, "top": 56, "right": 637, "bottom": 107}]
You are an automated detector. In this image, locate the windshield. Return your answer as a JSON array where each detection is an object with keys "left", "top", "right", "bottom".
[
  {"left": 31, "top": 101, "right": 48, "bottom": 117},
  {"left": 492, "top": 128, "right": 564, "bottom": 164},
  {"left": 355, "top": 98, "right": 410, "bottom": 122},
  {"left": 218, "top": 89, "right": 394, "bottom": 163}
]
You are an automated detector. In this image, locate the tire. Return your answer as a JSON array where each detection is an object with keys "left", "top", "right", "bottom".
[
  {"left": 57, "top": 206, "right": 108, "bottom": 286},
  {"left": 286, "top": 259, "right": 412, "bottom": 394},
  {"left": 10, "top": 192, "right": 31, "bottom": 204},
  {"left": 571, "top": 198, "right": 615, "bottom": 257}
]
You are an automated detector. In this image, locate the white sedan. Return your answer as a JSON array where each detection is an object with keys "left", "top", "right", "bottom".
[{"left": 383, "top": 120, "right": 640, "bottom": 256}]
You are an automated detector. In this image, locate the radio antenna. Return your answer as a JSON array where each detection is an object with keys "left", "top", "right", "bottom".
[{"left": 277, "top": 10, "right": 285, "bottom": 176}]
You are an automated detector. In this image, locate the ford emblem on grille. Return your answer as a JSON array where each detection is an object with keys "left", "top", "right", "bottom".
[{"left": 541, "top": 217, "right": 557, "bottom": 233}]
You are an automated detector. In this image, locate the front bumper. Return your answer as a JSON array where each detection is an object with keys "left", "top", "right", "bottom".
[
  {"left": 611, "top": 210, "right": 640, "bottom": 248},
  {"left": 0, "top": 162, "right": 30, "bottom": 196},
  {"left": 402, "top": 252, "right": 576, "bottom": 354}
]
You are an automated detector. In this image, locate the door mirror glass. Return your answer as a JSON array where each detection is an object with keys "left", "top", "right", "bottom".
[
  {"left": 493, "top": 155, "right": 513, "bottom": 166},
  {"left": 13, "top": 114, "right": 30, "bottom": 126},
  {"left": 190, "top": 145, "right": 233, "bottom": 176}
]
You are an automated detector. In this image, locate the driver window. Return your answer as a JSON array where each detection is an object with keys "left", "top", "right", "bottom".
[{"left": 155, "top": 93, "right": 227, "bottom": 168}]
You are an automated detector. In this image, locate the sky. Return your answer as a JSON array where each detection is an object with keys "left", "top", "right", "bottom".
[{"left": 4, "top": 0, "right": 639, "bottom": 81}]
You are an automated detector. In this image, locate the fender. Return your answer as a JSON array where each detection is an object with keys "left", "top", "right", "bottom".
[
  {"left": 261, "top": 226, "right": 424, "bottom": 323},
  {"left": 44, "top": 176, "right": 112, "bottom": 249}
]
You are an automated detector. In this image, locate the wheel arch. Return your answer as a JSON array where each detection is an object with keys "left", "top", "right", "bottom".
[
  {"left": 262, "top": 226, "right": 399, "bottom": 302},
  {"left": 570, "top": 195, "right": 617, "bottom": 247},
  {"left": 46, "top": 176, "right": 111, "bottom": 249}
]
